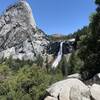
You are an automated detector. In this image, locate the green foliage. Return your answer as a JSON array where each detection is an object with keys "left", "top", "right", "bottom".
[
  {"left": 78, "top": 0, "right": 100, "bottom": 80},
  {"left": 73, "top": 26, "right": 89, "bottom": 40},
  {"left": 21, "top": 94, "right": 32, "bottom": 100},
  {"left": 95, "top": 0, "right": 100, "bottom": 5},
  {"left": 69, "top": 51, "right": 83, "bottom": 74},
  {"left": 36, "top": 54, "right": 44, "bottom": 67},
  {"left": 0, "top": 58, "right": 63, "bottom": 100},
  {"left": 57, "top": 55, "right": 75, "bottom": 77},
  {"left": 58, "top": 56, "right": 68, "bottom": 76},
  {"left": 89, "top": 13, "right": 97, "bottom": 22},
  {"left": 0, "top": 84, "right": 8, "bottom": 95}
]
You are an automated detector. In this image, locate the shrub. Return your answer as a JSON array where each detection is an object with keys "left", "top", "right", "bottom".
[
  {"left": 0, "top": 59, "right": 63, "bottom": 100},
  {"left": 69, "top": 51, "right": 83, "bottom": 74},
  {"left": 35, "top": 54, "right": 43, "bottom": 67}
]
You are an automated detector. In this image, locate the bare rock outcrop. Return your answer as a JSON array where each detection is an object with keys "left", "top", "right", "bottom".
[
  {"left": 90, "top": 84, "right": 100, "bottom": 100},
  {"left": 44, "top": 96, "right": 57, "bottom": 100},
  {"left": 44, "top": 73, "right": 100, "bottom": 100},
  {"left": 0, "top": 0, "right": 49, "bottom": 61},
  {"left": 45, "top": 78, "right": 90, "bottom": 100}
]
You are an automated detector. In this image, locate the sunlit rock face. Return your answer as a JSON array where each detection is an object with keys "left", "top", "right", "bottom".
[
  {"left": 0, "top": 1, "right": 49, "bottom": 60},
  {"left": 45, "top": 78, "right": 90, "bottom": 100}
]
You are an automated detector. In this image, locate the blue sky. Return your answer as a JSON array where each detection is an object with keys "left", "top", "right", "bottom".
[{"left": 0, "top": 0, "right": 96, "bottom": 35}]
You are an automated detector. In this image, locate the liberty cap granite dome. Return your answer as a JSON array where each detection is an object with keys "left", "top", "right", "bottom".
[{"left": 0, "top": 0, "right": 49, "bottom": 60}]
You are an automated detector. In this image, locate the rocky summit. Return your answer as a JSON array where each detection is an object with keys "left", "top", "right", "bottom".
[{"left": 0, "top": 0, "right": 49, "bottom": 61}]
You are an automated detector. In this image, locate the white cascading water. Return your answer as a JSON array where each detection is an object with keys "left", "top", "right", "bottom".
[{"left": 51, "top": 42, "right": 63, "bottom": 69}]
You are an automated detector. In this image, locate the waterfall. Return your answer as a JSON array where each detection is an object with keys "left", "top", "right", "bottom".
[{"left": 51, "top": 42, "right": 63, "bottom": 69}]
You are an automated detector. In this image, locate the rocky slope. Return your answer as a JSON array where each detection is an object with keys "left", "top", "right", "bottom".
[
  {"left": 0, "top": 0, "right": 49, "bottom": 61},
  {"left": 44, "top": 73, "right": 100, "bottom": 100}
]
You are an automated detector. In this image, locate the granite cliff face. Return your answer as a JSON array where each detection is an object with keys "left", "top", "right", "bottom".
[
  {"left": 0, "top": 1, "right": 49, "bottom": 60},
  {"left": 47, "top": 40, "right": 75, "bottom": 56}
]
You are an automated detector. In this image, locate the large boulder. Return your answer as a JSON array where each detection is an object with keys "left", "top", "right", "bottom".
[
  {"left": 90, "top": 84, "right": 100, "bottom": 100},
  {"left": 45, "top": 78, "right": 90, "bottom": 100},
  {"left": 44, "top": 96, "right": 57, "bottom": 100},
  {"left": 0, "top": 1, "right": 49, "bottom": 61},
  {"left": 67, "top": 73, "right": 81, "bottom": 79}
]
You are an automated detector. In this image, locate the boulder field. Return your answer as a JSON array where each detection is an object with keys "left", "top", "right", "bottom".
[{"left": 44, "top": 73, "right": 100, "bottom": 100}]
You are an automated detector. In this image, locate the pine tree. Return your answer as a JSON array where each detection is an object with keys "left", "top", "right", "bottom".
[{"left": 79, "top": 0, "right": 100, "bottom": 80}]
